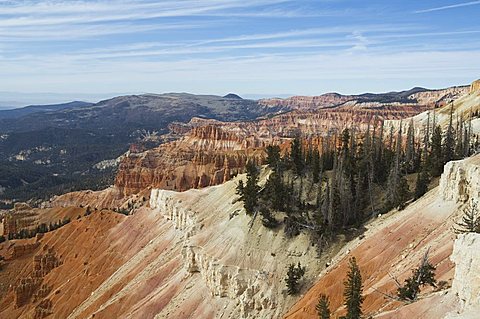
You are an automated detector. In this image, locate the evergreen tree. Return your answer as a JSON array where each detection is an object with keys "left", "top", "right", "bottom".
[
  {"left": 243, "top": 161, "right": 260, "bottom": 215},
  {"left": 398, "top": 251, "right": 436, "bottom": 301},
  {"left": 316, "top": 294, "right": 331, "bottom": 319},
  {"left": 342, "top": 257, "right": 364, "bottom": 319},
  {"left": 429, "top": 125, "right": 443, "bottom": 177},
  {"left": 260, "top": 207, "right": 279, "bottom": 228},
  {"left": 312, "top": 148, "right": 321, "bottom": 183},
  {"left": 454, "top": 202, "right": 480, "bottom": 233},
  {"left": 405, "top": 120, "right": 415, "bottom": 172},
  {"left": 236, "top": 180, "right": 245, "bottom": 198},
  {"left": 285, "top": 262, "right": 306, "bottom": 295},
  {"left": 266, "top": 145, "right": 281, "bottom": 169},
  {"left": 385, "top": 124, "right": 410, "bottom": 210},
  {"left": 414, "top": 169, "right": 429, "bottom": 199},
  {"left": 291, "top": 136, "right": 304, "bottom": 175},
  {"left": 263, "top": 170, "right": 286, "bottom": 211},
  {"left": 443, "top": 105, "right": 455, "bottom": 164}
]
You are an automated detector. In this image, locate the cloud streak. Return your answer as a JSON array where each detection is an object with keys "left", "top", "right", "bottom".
[
  {"left": 415, "top": 0, "right": 480, "bottom": 13},
  {"left": 0, "top": 0, "right": 478, "bottom": 96}
]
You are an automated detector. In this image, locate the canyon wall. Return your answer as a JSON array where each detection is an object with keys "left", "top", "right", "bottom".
[
  {"left": 445, "top": 233, "right": 480, "bottom": 319},
  {"left": 115, "top": 95, "right": 441, "bottom": 196}
]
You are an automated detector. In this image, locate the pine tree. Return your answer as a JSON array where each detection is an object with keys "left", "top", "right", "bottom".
[
  {"left": 405, "top": 120, "right": 415, "bottom": 173},
  {"left": 414, "top": 169, "right": 429, "bottom": 199},
  {"left": 342, "top": 257, "right": 364, "bottom": 319},
  {"left": 243, "top": 161, "right": 260, "bottom": 215},
  {"left": 236, "top": 180, "right": 245, "bottom": 197},
  {"left": 313, "top": 148, "right": 321, "bottom": 183},
  {"left": 455, "top": 202, "right": 480, "bottom": 233},
  {"left": 285, "top": 262, "right": 306, "bottom": 295},
  {"left": 291, "top": 136, "right": 304, "bottom": 175},
  {"left": 264, "top": 170, "right": 286, "bottom": 211},
  {"left": 429, "top": 125, "right": 443, "bottom": 177},
  {"left": 260, "top": 207, "right": 279, "bottom": 228},
  {"left": 316, "top": 294, "right": 331, "bottom": 319},
  {"left": 385, "top": 124, "right": 410, "bottom": 210},
  {"left": 266, "top": 145, "right": 281, "bottom": 169},
  {"left": 398, "top": 250, "right": 436, "bottom": 301},
  {"left": 443, "top": 105, "right": 455, "bottom": 164}
]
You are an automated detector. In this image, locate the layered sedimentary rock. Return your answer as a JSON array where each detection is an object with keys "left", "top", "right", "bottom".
[
  {"left": 411, "top": 86, "right": 469, "bottom": 107},
  {"left": 150, "top": 189, "right": 278, "bottom": 318},
  {"left": 115, "top": 124, "right": 268, "bottom": 195},
  {"left": 259, "top": 93, "right": 354, "bottom": 109},
  {"left": 260, "top": 86, "right": 469, "bottom": 111},
  {"left": 440, "top": 158, "right": 480, "bottom": 203}
]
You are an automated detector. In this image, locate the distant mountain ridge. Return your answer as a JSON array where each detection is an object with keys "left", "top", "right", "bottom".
[{"left": 0, "top": 101, "right": 93, "bottom": 120}]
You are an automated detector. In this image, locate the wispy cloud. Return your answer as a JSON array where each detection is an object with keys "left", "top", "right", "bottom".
[
  {"left": 415, "top": 0, "right": 480, "bottom": 13},
  {"left": 0, "top": 0, "right": 478, "bottom": 96}
]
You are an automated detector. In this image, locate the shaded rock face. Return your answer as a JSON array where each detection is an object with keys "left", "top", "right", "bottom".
[{"left": 446, "top": 233, "right": 480, "bottom": 319}]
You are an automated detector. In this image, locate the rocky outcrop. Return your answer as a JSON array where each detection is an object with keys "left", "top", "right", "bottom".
[
  {"left": 259, "top": 87, "right": 469, "bottom": 111},
  {"left": 14, "top": 246, "right": 61, "bottom": 308},
  {"left": 149, "top": 175, "right": 322, "bottom": 319},
  {"left": 445, "top": 233, "right": 480, "bottom": 319},
  {"left": 439, "top": 158, "right": 480, "bottom": 203},
  {"left": 411, "top": 86, "right": 469, "bottom": 107},
  {"left": 15, "top": 277, "right": 42, "bottom": 308},
  {"left": 150, "top": 189, "right": 276, "bottom": 318},
  {"left": 9, "top": 242, "right": 40, "bottom": 259},
  {"left": 116, "top": 125, "right": 267, "bottom": 195},
  {"left": 470, "top": 79, "right": 480, "bottom": 93},
  {"left": 33, "top": 299, "right": 53, "bottom": 319}
]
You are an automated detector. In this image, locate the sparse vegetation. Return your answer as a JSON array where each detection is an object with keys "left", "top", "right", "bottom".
[
  {"left": 7, "top": 217, "right": 71, "bottom": 240},
  {"left": 397, "top": 250, "right": 437, "bottom": 301},
  {"left": 454, "top": 201, "right": 480, "bottom": 233},
  {"left": 236, "top": 110, "right": 476, "bottom": 260},
  {"left": 285, "top": 262, "right": 306, "bottom": 295}
]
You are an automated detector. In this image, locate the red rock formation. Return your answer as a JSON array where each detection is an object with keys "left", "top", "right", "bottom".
[
  {"left": 33, "top": 299, "right": 53, "bottom": 319},
  {"left": 115, "top": 125, "right": 267, "bottom": 195},
  {"left": 13, "top": 246, "right": 61, "bottom": 308},
  {"left": 9, "top": 242, "right": 40, "bottom": 260},
  {"left": 115, "top": 101, "right": 436, "bottom": 196}
]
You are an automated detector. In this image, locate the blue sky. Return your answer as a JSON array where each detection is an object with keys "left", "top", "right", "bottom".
[{"left": 0, "top": 0, "right": 480, "bottom": 103}]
